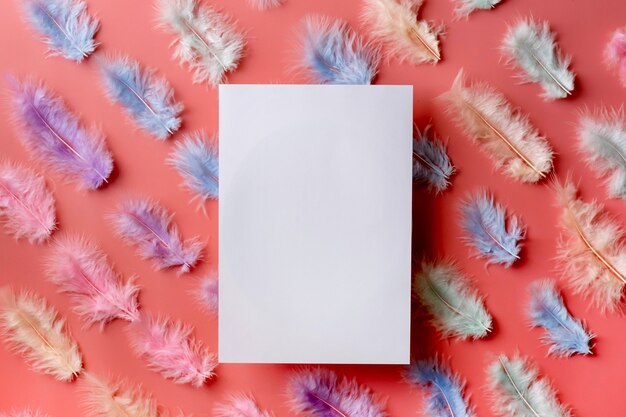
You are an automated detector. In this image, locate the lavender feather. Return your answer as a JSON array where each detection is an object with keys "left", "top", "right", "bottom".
[
  {"left": 168, "top": 132, "right": 218, "bottom": 203},
  {"left": 8, "top": 77, "right": 113, "bottom": 190},
  {"left": 460, "top": 191, "right": 523, "bottom": 267},
  {"left": 413, "top": 128, "right": 455, "bottom": 193},
  {"left": 99, "top": 55, "right": 183, "bottom": 140},
  {"left": 405, "top": 359, "right": 475, "bottom": 417},
  {"left": 109, "top": 198, "right": 202, "bottom": 273},
  {"left": 300, "top": 16, "right": 379, "bottom": 85},
  {"left": 529, "top": 280, "right": 592, "bottom": 356},
  {"left": 22, "top": 0, "right": 99, "bottom": 61}
]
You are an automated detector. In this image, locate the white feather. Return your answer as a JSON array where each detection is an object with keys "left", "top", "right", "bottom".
[{"left": 453, "top": 0, "right": 502, "bottom": 18}]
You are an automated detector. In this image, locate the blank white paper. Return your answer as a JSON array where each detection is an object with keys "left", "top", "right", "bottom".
[{"left": 219, "top": 84, "right": 413, "bottom": 364}]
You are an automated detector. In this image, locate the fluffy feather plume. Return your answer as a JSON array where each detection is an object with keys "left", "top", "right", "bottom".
[
  {"left": 414, "top": 261, "right": 492, "bottom": 340},
  {"left": 413, "top": 127, "right": 454, "bottom": 193},
  {"left": 577, "top": 109, "right": 626, "bottom": 199},
  {"left": 21, "top": 0, "right": 98, "bottom": 61},
  {"left": 502, "top": 19, "right": 574, "bottom": 100},
  {"left": 528, "top": 280, "right": 592, "bottom": 356},
  {"left": 80, "top": 372, "right": 158, "bottom": 417},
  {"left": 441, "top": 70, "right": 553, "bottom": 182},
  {"left": 605, "top": 27, "right": 626, "bottom": 87},
  {"left": 361, "top": 0, "right": 441, "bottom": 64},
  {"left": 109, "top": 198, "right": 202, "bottom": 273},
  {"left": 248, "top": 0, "right": 283, "bottom": 10},
  {"left": 8, "top": 77, "right": 113, "bottom": 189},
  {"left": 287, "top": 368, "right": 386, "bottom": 417},
  {"left": 215, "top": 394, "right": 273, "bottom": 417},
  {"left": 127, "top": 314, "right": 217, "bottom": 387},
  {"left": 460, "top": 191, "right": 523, "bottom": 267},
  {"left": 167, "top": 132, "right": 218, "bottom": 205},
  {"left": 0, "top": 410, "right": 50, "bottom": 417},
  {"left": 0, "top": 287, "right": 82, "bottom": 381},
  {"left": 488, "top": 354, "right": 571, "bottom": 417},
  {"left": 405, "top": 359, "right": 475, "bottom": 417},
  {"left": 299, "top": 16, "right": 379, "bottom": 85},
  {"left": 99, "top": 55, "right": 182, "bottom": 140},
  {"left": 45, "top": 235, "right": 140, "bottom": 329},
  {"left": 196, "top": 275, "right": 218, "bottom": 314},
  {"left": 554, "top": 180, "right": 626, "bottom": 313},
  {"left": 453, "top": 0, "right": 501, "bottom": 18},
  {"left": 157, "top": 0, "right": 245, "bottom": 86},
  {"left": 0, "top": 161, "right": 56, "bottom": 243}
]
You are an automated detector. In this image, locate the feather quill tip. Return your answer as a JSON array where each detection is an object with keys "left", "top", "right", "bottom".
[
  {"left": 412, "top": 127, "right": 455, "bottom": 193},
  {"left": 605, "top": 27, "right": 626, "bottom": 87}
]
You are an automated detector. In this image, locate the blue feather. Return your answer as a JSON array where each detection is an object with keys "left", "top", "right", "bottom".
[
  {"left": 301, "top": 16, "right": 379, "bottom": 85},
  {"left": 460, "top": 192, "right": 523, "bottom": 267},
  {"left": 168, "top": 132, "right": 219, "bottom": 203},
  {"left": 413, "top": 128, "right": 455, "bottom": 193},
  {"left": 406, "top": 359, "right": 475, "bottom": 417},
  {"left": 529, "top": 279, "right": 592, "bottom": 356},
  {"left": 22, "top": 0, "right": 99, "bottom": 61},
  {"left": 99, "top": 55, "right": 183, "bottom": 140}
]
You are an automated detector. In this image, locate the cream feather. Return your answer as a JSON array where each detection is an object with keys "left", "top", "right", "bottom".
[
  {"left": 0, "top": 287, "right": 82, "bottom": 381},
  {"left": 80, "top": 372, "right": 158, "bottom": 417},
  {"left": 555, "top": 180, "right": 626, "bottom": 313},
  {"left": 441, "top": 70, "right": 553, "bottom": 182},
  {"left": 361, "top": 0, "right": 441, "bottom": 64}
]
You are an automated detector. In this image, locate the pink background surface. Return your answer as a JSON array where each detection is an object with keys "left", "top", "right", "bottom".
[{"left": 0, "top": 0, "right": 625, "bottom": 416}]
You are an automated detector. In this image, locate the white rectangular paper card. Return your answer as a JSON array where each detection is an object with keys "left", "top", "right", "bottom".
[{"left": 219, "top": 84, "right": 413, "bottom": 364}]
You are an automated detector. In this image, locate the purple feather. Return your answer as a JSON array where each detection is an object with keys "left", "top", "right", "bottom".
[
  {"left": 109, "top": 198, "right": 202, "bottom": 273},
  {"left": 288, "top": 368, "right": 386, "bottom": 417},
  {"left": 7, "top": 77, "right": 113, "bottom": 190}
]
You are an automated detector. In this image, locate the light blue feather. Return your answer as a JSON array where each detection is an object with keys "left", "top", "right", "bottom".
[
  {"left": 168, "top": 132, "right": 218, "bottom": 202},
  {"left": 406, "top": 359, "right": 475, "bottom": 417},
  {"left": 529, "top": 280, "right": 592, "bottom": 357},
  {"left": 99, "top": 55, "right": 183, "bottom": 140},
  {"left": 413, "top": 128, "right": 455, "bottom": 193},
  {"left": 301, "top": 16, "right": 378, "bottom": 85},
  {"left": 461, "top": 191, "right": 523, "bottom": 267},
  {"left": 23, "top": 0, "right": 99, "bottom": 61}
]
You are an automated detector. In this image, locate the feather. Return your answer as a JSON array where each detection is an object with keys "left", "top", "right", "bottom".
[
  {"left": 45, "top": 235, "right": 140, "bottom": 329},
  {"left": 287, "top": 367, "right": 386, "bottom": 417},
  {"left": 8, "top": 77, "right": 113, "bottom": 189},
  {"left": 441, "top": 70, "right": 553, "bottom": 182},
  {"left": 247, "top": 0, "right": 284, "bottom": 10},
  {"left": 487, "top": 354, "right": 571, "bottom": 417},
  {"left": 0, "top": 410, "right": 50, "bottom": 417},
  {"left": 502, "top": 19, "right": 574, "bottom": 100},
  {"left": 127, "top": 314, "right": 217, "bottom": 387},
  {"left": 21, "top": 0, "right": 99, "bottom": 61},
  {"left": 196, "top": 275, "right": 218, "bottom": 314},
  {"left": 299, "top": 16, "right": 379, "bottom": 85},
  {"left": 109, "top": 198, "right": 202, "bottom": 274},
  {"left": 0, "top": 161, "right": 56, "bottom": 243},
  {"left": 414, "top": 261, "right": 492, "bottom": 340},
  {"left": 554, "top": 180, "right": 626, "bottom": 313},
  {"left": 99, "top": 55, "right": 182, "bottom": 140},
  {"left": 215, "top": 394, "right": 273, "bottom": 417},
  {"left": 405, "top": 358, "right": 475, "bottom": 417},
  {"left": 577, "top": 108, "right": 626, "bottom": 199},
  {"left": 156, "top": 0, "right": 245, "bottom": 86},
  {"left": 528, "top": 279, "right": 592, "bottom": 357},
  {"left": 80, "top": 372, "right": 158, "bottom": 417},
  {"left": 605, "top": 27, "right": 626, "bottom": 87},
  {"left": 460, "top": 191, "right": 524, "bottom": 267},
  {"left": 412, "top": 127, "right": 455, "bottom": 193},
  {"left": 0, "top": 287, "right": 82, "bottom": 381},
  {"left": 361, "top": 0, "right": 441, "bottom": 64},
  {"left": 453, "top": 0, "right": 502, "bottom": 18},
  {"left": 167, "top": 132, "right": 218, "bottom": 204}
]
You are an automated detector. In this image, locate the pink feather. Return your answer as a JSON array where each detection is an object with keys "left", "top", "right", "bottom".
[
  {"left": 247, "top": 0, "right": 283, "bottom": 10},
  {"left": 45, "top": 235, "right": 140, "bottom": 329},
  {"left": 127, "top": 314, "right": 217, "bottom": 387},
  {"left": 605, "top": 27, "right": 626, "bottom": 87},
  {"left": 0, "top": 410, "right": 51, "bottom": 417},
  {"left": 215, "top": 394, "right": 273, "bottom": 417},
  {"left": 196, "top": 275, "right": 218, "bottom": 314},
  {"left": 555, "top": 180, "right": 626, "bottom": 313},
  {"left": 79, "top": 372, "right": 159, "bottom": 417},
  {"left": 0, "top": 161, "right": 56, "bottom": 243}
]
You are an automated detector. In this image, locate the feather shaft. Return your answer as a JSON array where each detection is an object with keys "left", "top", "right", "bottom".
[
  {"left": 80, "top": 372, "right": 158, "bottom": 417},
  {"left": 412, "top": 127, "right": 454, "bottom": 192}
]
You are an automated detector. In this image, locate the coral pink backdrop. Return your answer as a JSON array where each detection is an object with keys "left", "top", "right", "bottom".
[{"left": 1, "top": 0, "right": 625, "bottom": 416}]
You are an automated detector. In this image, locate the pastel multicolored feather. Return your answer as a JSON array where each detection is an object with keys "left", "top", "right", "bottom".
[
  {"left": 412, "top": 128, "right": 455, "bottom": 193},
  {"left": 247, "top": 0, "right": 284, "bottom": 10}
]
